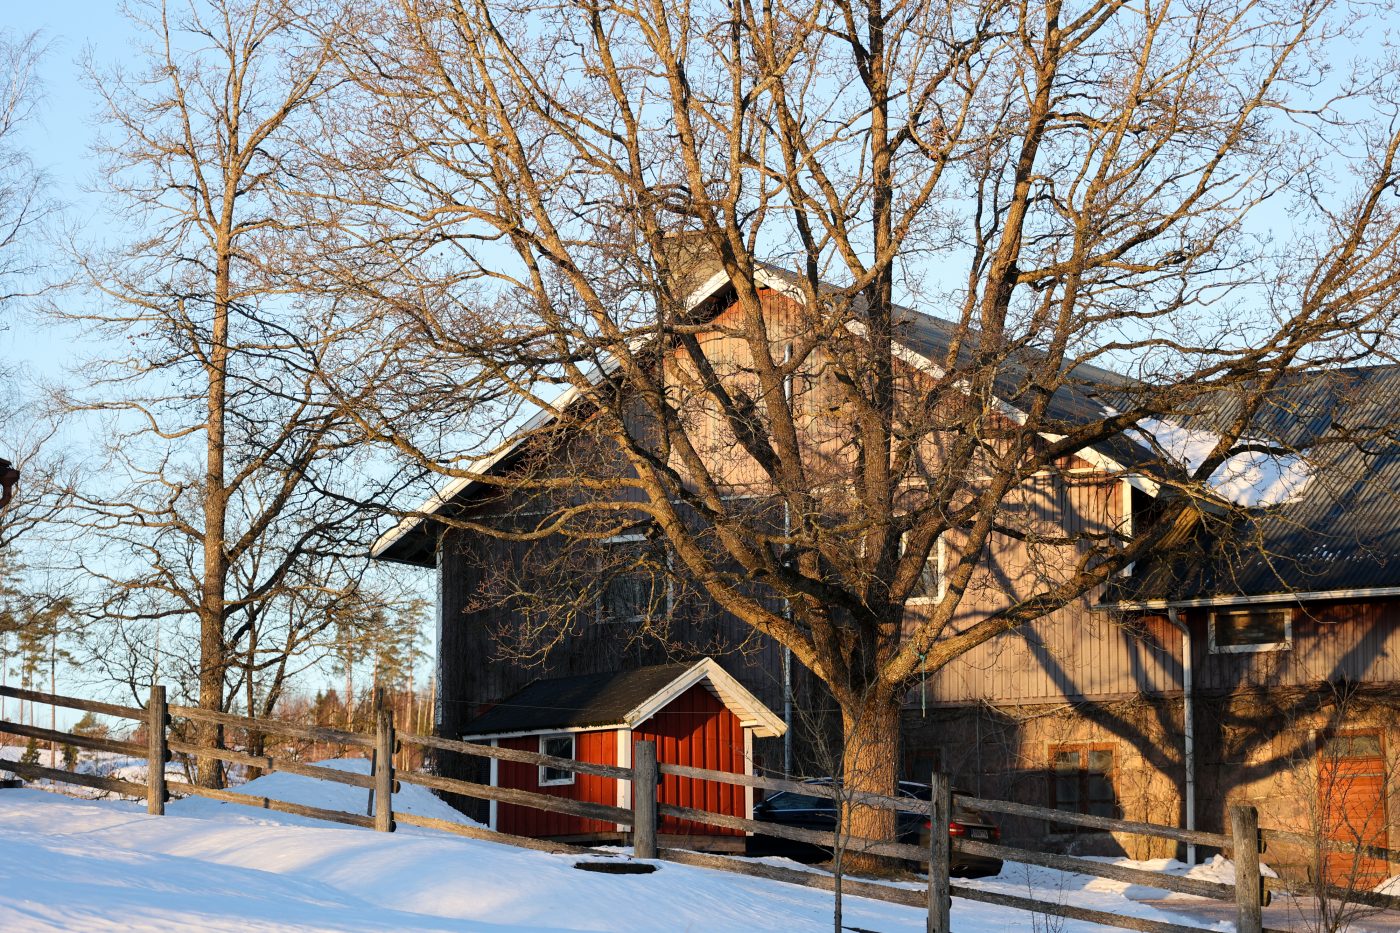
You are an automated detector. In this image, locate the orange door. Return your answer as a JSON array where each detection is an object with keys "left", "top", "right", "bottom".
[{"left": 1319, "top": 732, "right": 1390, "bottom": 888}]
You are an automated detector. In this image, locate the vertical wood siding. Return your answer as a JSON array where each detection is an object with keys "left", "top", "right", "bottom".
[
  {"left": 492, "top": 688, "right": 751, "bottom": 840},
  {"left": 1190, "top": 599, "right": 1400, "bottom": 693},
  {"left": 919, "top": 473, "right": 1184, "bottom": 704},
  {"left": 496, "top": 729, "right": 619, "bottom": 837},
  {"left": 631, "top": 685, "right": 748, "bottom": 836},
  {"left": 436, "top": 508, "right": 795, "bottom": 762}
]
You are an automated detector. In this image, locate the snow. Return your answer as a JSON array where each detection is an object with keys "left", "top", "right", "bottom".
[
  {"left": 1131, "top": 417, "right": 1312, "bottom": 508},
  {"left": 0, "top": 765, "right": 1281, "bottom": 933},
  {"left": 166, "top": 757, "right": 484, "bottom": 831}
]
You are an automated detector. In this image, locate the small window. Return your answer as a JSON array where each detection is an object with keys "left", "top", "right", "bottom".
[
  {"left": 538, "top": 734, "right": 575, "bottom": 786},
  {"left": 905, "top": 533, "right": 945, "bottom": 603},
  {"left": 597, "top": 535, "right": 661, "bottom": 625},
  {"left": 1050, "top": 745, "right": 1118, "bottom": 821},
  {"left": 1209, "top": 608, "right": 1292, "bottom": 653},
  {"left": 1321, "top": 732, "right": 1383, "bottom": 759}
]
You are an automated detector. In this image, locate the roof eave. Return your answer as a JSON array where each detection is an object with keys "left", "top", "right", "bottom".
[{"left": 1097, "top": 583, "right": 1400, "bottom": 612}]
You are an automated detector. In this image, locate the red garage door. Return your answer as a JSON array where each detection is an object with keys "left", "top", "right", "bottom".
[{"left": 1319, "top": 732, "right": 1391, "bottom": 888}]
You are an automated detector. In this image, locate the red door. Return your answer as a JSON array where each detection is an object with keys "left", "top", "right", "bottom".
[{"left": 1319, "top": 732, "right": 1390, "bottom": 888}]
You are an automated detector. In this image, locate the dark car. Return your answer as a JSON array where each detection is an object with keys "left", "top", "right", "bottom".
[{"left": 747, "top": 779, "right": 1003, "bottom": 878}]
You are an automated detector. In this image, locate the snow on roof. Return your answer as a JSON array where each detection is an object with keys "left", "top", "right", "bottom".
[{"left": 1131, "top": 417, "right": 1313, "bottom": 508}]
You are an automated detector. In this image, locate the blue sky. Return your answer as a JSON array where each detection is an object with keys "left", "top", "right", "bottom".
[
  {"left": 3, "top": 3, "right": 140, "bottom": 377},
  {"left": 2, "top": 4, "right": 438, "bottom": 717}
]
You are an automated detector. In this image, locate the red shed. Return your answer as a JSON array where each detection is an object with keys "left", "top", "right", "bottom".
[{"left": 458, "top": 658, "right": 786, "bottom": 851}]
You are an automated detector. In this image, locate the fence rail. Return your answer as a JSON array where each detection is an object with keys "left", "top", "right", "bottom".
[
  {"left": 0, "top": 684, "right": 146, "bottom": 720},
  {"left": 0, "top": 682, "right": 1396, "bottom": 933}
]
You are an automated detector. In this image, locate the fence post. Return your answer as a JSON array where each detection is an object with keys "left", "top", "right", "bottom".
[
  {"left": 1230, "top": 803, "right": 1263, "bottom": 933},
  {"left": 928, "top": 771, "right": 951, "bottom": 933},
  {"left": 632, "top": 739, "right": 658, "bottom": 859},
  {"left": 146, "top": 685, "right": 167, "bottom": 816},
  {"left": 374, "top": 690, "right": 395, "bottom": 833}
]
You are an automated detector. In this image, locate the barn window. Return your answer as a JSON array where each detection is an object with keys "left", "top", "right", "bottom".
[
  {"left": 539, "top": 734, "right": 576, "bottom": 786},
  {"left": 904, "top": 532, "right": 946, "bottom": 603},
  {"left": 1049, "top": 745, "right": 1118, "bottom": 821},
  {"left": 1321, "top": 732, "right": 1383, "bottom": 759},
  {"left": 598, "top": 534, "right": 662, "bottom": 625},
  {"left": 1209, "top": 608, "right": 1292, "bottom": 653}
]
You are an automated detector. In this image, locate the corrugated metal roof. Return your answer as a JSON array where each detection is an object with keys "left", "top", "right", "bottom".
[{"left": 1110, "top": 365, "right": 1400, "bottom": 603}]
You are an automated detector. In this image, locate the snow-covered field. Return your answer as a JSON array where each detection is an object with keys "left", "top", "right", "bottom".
[{"left": 0, "top": 760, "right": 1394, "bottom": 932}]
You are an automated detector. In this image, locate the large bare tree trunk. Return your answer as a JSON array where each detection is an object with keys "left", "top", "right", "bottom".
[
  {"left": 316, "top": 0, "right": 1400, "bottom": 866},
  {"left": 838, "top": 693, "right": 902, "bottom": 876}
]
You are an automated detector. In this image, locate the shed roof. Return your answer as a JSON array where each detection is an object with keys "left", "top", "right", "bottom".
[{"left": 458, "top": 658, "right": 787, "bottom": 739}]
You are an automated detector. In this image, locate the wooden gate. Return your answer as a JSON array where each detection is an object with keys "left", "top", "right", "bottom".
[{"left": 1320, "top": 731, "right": 1391, "bottom": 888}]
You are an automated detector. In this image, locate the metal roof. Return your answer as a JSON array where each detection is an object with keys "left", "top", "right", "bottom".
[
  {"left": 372, "top": 264, "right": 1147, "bottom": 565},
  {"left": 1108, "top": 365, "right": 1400, "bottom": 605}
]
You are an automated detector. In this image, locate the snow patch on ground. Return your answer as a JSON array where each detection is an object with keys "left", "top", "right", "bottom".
[
  {"left": 167, "top": 757, "right": 484, "bottom": 831},
  {"left": 0, "top": 774, "right": 1290, "bottom": 932}
]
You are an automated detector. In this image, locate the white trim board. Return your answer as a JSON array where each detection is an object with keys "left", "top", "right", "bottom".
[
  {"left": 1101, "top": 585, "right": 1400, "bottom": 611},
  {"left": 623, "top": 658, "right": 787, "bottom": 738}
]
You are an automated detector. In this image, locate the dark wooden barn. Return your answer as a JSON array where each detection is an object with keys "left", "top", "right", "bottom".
[{"left": 459, "top": 658, "right": 785, "bottom": 851}]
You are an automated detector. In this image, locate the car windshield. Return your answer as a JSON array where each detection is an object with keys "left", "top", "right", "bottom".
[{"left": 763, "top": 791, "right": 830, "bottom": 811}]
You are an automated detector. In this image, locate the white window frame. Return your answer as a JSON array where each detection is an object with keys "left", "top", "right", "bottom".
[
  {"left": 904, "top": 532, "right": 947, "bottom": 605},
  {"left": 538, "top": 733, "right": 576, "bottom": 786},
  {"left": 1208, "top": 607, "right": 1293, "bottom": 654},
  {"left": 596, "top": 533, "right": 651, "bottom": 625}
]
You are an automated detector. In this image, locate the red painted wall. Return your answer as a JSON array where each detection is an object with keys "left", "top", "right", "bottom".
[
  {"left": 631, "top": 684, "right": 747, "bottom": 836},
  {"left": 496, "top": 729, "right": 619, "bottom": 837},
  {"left": 495, "top": 685, "right": 750, "bottom": 839}
]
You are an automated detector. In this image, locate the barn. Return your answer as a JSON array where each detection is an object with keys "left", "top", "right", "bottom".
[{"left": 458, "top": 658, "right": 786, "bottom": 851}]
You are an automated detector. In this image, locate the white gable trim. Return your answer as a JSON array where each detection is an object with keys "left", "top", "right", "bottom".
[
  {"left": 623, "top": 658, "right": 787, "bottom": 738},
  {"left": 459, "top": 659, "right": 787, "bottom": 741}
]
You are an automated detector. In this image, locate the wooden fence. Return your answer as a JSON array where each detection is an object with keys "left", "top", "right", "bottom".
[{"left": 1, "top": 682, "right": 1396, "bottom": 933}]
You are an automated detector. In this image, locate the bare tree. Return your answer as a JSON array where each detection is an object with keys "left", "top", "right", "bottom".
[
  {"left": 52, "top": 0, "right": 397, "bottom": 787},
  {"left": 0, "top": 28, "right": 53, "bottom": 310},
  {"left": 0, "top": 28, "right": 65, "bottom": 552},
  {"left": 314, "top": 0, "right": 1400, "bottom": 867},
  {"left": 1256, "top": 683, "right": 1400, "bottom": 933}
]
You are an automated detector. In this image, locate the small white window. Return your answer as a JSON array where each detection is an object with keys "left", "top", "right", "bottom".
[
  {"left": 1208, "top": 607, "right": 1292, "bottom": 653},
  {"left": 905, "top": 532, "right": 946, "bottom": 604},
  {"left": 538, "top": 734, "right": 576, "bottom": 786}
]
